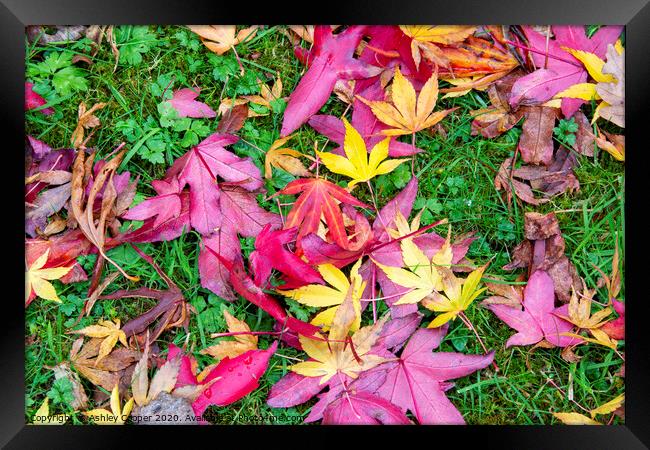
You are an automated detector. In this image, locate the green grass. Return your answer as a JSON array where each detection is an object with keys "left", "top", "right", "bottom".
[{"left": 25, "top": 25, "right": 624, "bottom": 425}]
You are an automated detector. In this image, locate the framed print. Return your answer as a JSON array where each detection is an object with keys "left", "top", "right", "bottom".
[{"left": 4, "top": 0, "right": 649, "bottom": 447}]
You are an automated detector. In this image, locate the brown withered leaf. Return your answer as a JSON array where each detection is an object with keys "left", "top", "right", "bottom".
[
  {"left": 561, "top": 346, "right": 583, "bottom": 363},
  {"left": 571, "top": 111, "right": 596, "bottom": 157},
  {"left": 71, "top": 102, "right": 107, "bottom": 150},
  {"left": 518, "top": 106, "right": 560, "bottom": 166},
  {"left": 503, "top": 212, "right": 582, "bottom": 303},
  {"left": 264, "top": 136, "right": 312, "bottom": 179},
  {"left": 216, "top": 103, "right": 248, "bottom": 134},
  {"left": 69, "top": 336, "right": 140, "bottom": 392},
  {"left": 471, "top": 70, "right": 525, "bottom": 138},
  {"left": 482, "top": 279, "right": 524, "bottom": 308},
  {"left": 97, "top": 245, "right": 189, "bottom": 347},
  {"left": 495, "top": 148, "right": 580, "bottom": 206},
  {"left": 70, "top": 145, "right": 138, "bottom": 281}
]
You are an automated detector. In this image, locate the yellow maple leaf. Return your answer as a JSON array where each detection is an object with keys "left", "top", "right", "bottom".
[
  {"left": 357, "top": 66, "right": 456, "bottom": 136},
  {"left": 560, "top": 287, "right": 612, "bottom": 330},
  {"left": 290, "top": 289, "right": 388, "bottom": 384},
  {"left": 187, "top": 25, "right": 258, "bottom": 55},
  {"left": 317, "top": 118, "right": 407, "bottom": 188},
  {"left": 72, "top": 319, "right": 128, "bottom": 366},
  {"left": 264, "top": 135, "right": 311, "bottom": 179},
  {"left": 374, "top": 224, "right": 453, "bottom": 305},
  {"left": 83, "top": 384, "right": 134, "bottom": 425},
  {"left": 26, "top": 249, "right": 72, "bottom": 304},
  {"left": 201, "top": 310, "right": 258, "bottom": 360},
  {"left": 422, "top": 264, "right": 488, "bottom": 328},
  {"left": 278, "top": 259, "right": 366, "bottom": 331}
]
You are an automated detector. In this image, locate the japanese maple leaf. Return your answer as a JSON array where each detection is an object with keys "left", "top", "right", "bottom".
[
  {"left": 374, "top": 325, "right": 494, "bottom": 424},
  {"left": 71, "top": 319, "right": 128, "bottom": 366},
  {"left": 167, "top": 87, "right": 216, "bottom": 118},
  {"left": 118, "top": 189, "right": 191, "bottom": 244},
  {"left": 510, "top": 25, "right": 622, "bottom": 116},
  {"left": 276, "top": 177, "right": 369, "bottom": 250},
  {"left": 249, "top": 224, "right": 323, "bottom": 289},
  {"left": 207, "top": 249, "right": 320, "bottom": 338},
  {"left": 122, "top": 177, "right": 183, "bottom": 228},
  {"left": 422, "top": 264, "right": 488, "bottom": 328},
  {"left": 357, "top": 66, "right": 456, "bottom": 136},
  {"left": 267, "top": 313, "right": 420, "bottom": 423},
  {"left": 278, "top": 259, "right": 366, "bottom": 331},
  {"left": 25, "top": 249, "right": 72, "bottom": 305},
  {"left": 198, "top": 186, "right": 281, "bottom": 300},
  {"left": 308, "top": 83, "right": 423, "bottom": 157},
  {"left": 290, "top": 291, "right": 388, "bottom": 384},
  {"left": 373, "top": 220, "right": 453, "bottom": 305},
  {"left": 317, "top": 118, "right": 407, "bottom": 188},
  {"left": 25, "top": 82, "right": 54, "bottom": 115},
  {"left": 281, "top": 25, "right": 381, "bottom": 136},
  {"left": 187, "top": 25, "right": 258, "bottom": 55},
  {"left": 485, "top": 270, "right": 581, "bottom": 347},
  {"left": 165, "top": 133, "right": 263, "bottom": 235},
  {"left": 200, "top": 310, "right": 258, "bottom": 360},
  {"left": 168, "top": 341, "right": 277, "bottom": 417}
]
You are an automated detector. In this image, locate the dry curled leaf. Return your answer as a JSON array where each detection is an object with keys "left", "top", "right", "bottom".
[
  {"left": 201, "top": 310, "right": 258, "bottom": 360},
  {"left": 187, "top": 25, "right": 258, "bottom": 55},
  {"left": 71, "top": 102, "right": 107, "bottom": 150},
  {"left": 264, "top": 135, "right": 311, "bottom": 179}
]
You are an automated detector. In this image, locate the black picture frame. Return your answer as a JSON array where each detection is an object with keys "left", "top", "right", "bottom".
[{"left": 4, "top": 1, "right": 648, "bottom": 447}]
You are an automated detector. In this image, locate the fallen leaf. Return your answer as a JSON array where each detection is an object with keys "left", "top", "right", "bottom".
[
  {"left": 485, "top": 270, "right": 581, "bottom": 347},
  {"left": 357, "top": 66, "right": 457, "bottom": 136},
  {"left": 374, "top": 325, "right": 494, "bottom": 424},
  {"left": 323, "top": 391, "right": 411, "bottom": 424},
  {"left": 595, "top": 44, "right": 624, "bottom": 127},
  {"left": 83, "top": 383, "right": 134, "bottom": 425},
  {"left": 278, "top": 259, "right": 366, "bottom": 331},
  {"left": 264, "top": 135, "right": 311, "bottom": 179},
  {"left": 290, "top": 291, "right": 388, "bottom": 384},
  {"left": 71, "top": 318, "right": 127, "bottom": 366},
  {"left": 422, "top": 264, "right": 488, "bottom": 328},
  {"left": 216, "top": 104, "right": 249, "bottom": 133},
  {"left": 25, "top": 249, "right": 72, "bottom": 305},
  {"left": 71, "top": 102, "right": 107, "bottom": 149},
  {"left": 317, "top": 118, "right": 407, "bottom": 187},
  {"left": 167, "top": 87, "right": 216, "bottom": 118},
  {"left": 276, "top": 177, "right": 369, "bottom": 250},
  {"left": 187, "top": 25, "right": 258, "bottom": 55},
  {"left": 595, "top": 128, "right": 624, "bottom": 161},
  {"left": 281, "top": 26, "right": 381, "bottom": 136},
  {"left": 590, "top": 393, "right": 624, "bottom": 418},
  {"left": 249, "top": 224, "right": 323, "bottom": 288},
  {"left": 553, "top": 412, "right": 601, "bottom": 425},
  {"left": 25, "top": 82, "right": 54, "bottom": 115},
  {"left": 201, "top": 310, "right": 258, "bottom": 360}
]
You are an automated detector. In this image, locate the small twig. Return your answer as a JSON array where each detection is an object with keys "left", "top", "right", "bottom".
[{"left": 459, "top": 312, "right": 499, "bottom": 372}]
